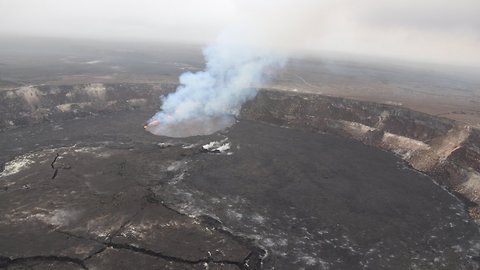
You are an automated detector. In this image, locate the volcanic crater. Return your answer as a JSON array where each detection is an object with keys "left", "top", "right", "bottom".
[{"left": 1, "top": 83, "right": 480, "bottom": 269}]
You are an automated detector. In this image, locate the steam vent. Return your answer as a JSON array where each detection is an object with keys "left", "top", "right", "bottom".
[{"left": 0, "top": 78, "right": 479, "bottom": 269}]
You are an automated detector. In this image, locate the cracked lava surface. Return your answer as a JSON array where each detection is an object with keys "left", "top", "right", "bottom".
[{"left": 1, "top": 111, "right": 480, "bottom": 269}]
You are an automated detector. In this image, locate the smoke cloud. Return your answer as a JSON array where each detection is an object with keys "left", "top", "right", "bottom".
[
  {"left": 146, "top": 0, "right": 321, "bottom": 137},
  {"left": 145, "top": 40, "right": 284, "bottom": 137}
]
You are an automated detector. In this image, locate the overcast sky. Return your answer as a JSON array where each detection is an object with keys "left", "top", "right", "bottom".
[{"left": 0, "top": 0, "right": 479, "bottom": 67}]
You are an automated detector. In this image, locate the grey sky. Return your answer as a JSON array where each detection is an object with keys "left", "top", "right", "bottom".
[{"left": 0, "top": 0, "right": 479, "bottom": 67}]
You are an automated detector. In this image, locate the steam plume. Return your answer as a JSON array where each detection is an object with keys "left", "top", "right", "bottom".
[
  {"left": 146, "top": 35, "right": 284, "bottom": 137},
  {"left": 146, "top": 0, "right": 322, "bottom": 137}
]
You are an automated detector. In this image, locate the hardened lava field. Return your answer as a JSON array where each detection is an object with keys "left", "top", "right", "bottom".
[{"left": 1, "top": 105, "right": 480, "bottom": 269}]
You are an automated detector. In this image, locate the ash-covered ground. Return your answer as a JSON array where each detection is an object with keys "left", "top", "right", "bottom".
[{"left": 1, "top": 111, "right": 479, "bottom": 269}]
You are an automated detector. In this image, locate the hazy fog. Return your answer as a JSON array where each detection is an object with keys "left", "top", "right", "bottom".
[{"left": 0, "top": 0, "right": 479, "bottom": 67}]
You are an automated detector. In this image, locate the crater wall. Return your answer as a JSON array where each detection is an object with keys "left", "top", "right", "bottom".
[
  {"left": 0, "top": 83, "right": 174, "bottom": 130},
  {"left": 241, "top": 90, "right": 480, "bottom": 221}
]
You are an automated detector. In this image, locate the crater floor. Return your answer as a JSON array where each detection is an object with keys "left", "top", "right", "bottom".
[{"left": 1, "top": 111, "right": 479, "bottom": 270}]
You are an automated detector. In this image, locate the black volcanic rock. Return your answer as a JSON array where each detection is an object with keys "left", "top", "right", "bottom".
[{"left": 1, "top": 86, "right": 480, "bottom": 269}]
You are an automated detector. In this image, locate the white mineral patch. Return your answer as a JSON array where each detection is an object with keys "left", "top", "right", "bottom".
[
  {"left": 217, "top": 143, "right": 231, "bottom": 152},
  {"left": 182, "top": 143, "right": 198, "bottom": 149},
  {"left": 0, "top": 153, "right": 36, "bottom": 178},
  {"left": 202, "top": 139, "right": 231, "bottom": 153}
]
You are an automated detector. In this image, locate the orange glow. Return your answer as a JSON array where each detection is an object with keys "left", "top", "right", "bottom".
[{"left": 144, "top": 120, "right": 159, "bottom": 129}]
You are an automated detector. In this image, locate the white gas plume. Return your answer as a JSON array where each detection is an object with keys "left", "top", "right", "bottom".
[
  {"left": 145, "top": 41, "right": 283, "bottom": 137},
  {"left": 146, "top": 0, "right": 321, "bottom": 137}
]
